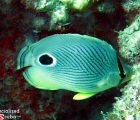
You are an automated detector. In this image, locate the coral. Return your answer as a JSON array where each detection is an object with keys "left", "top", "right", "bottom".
[
  {"left": 21, "top": 0, "right": 100, "bottom": 30},
  {"left": 103, "top": 13, "right": 140, "bottom": 120},
  {"left": 60, "top": 0, "right": 91, "bottom": 11},
  {"left": 118, "top": 16, "right": 140, "bottom": 64},
  {"left": 23, "top": 0, "right": 94, "bottom": 12},
  {"left": 121, "top": 0, "right": 140, "bottom": 12},
  {"left": 0, "top": 0, "right": 126, "bottom": 32},
  {"left": 49, "top": 4, "right": 68, "bottom": 30}
]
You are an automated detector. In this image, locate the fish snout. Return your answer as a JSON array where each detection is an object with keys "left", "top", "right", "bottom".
[{"left": 17, "top": 46, "right": 34, "bottom": 70}]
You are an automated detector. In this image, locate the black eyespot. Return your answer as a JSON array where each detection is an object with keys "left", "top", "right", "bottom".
[{"left": 39, "top": 54, "right": 53, "bottom": 65}]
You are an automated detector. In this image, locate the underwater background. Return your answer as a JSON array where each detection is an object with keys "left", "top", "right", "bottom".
[{"left": 0, "top": 0, "right": 140, "bottom": 120}]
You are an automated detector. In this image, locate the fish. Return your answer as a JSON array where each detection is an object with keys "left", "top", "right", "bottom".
[{"left": 17, "top": 34, "right": 131, "bottom": 100}]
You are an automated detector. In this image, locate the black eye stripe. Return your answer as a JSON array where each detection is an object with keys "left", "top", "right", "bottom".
[{"left": 117, "top": 56, "right": 126, "bottom": 81}]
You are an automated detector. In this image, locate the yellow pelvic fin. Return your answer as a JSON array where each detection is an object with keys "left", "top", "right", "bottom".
[{"left": 73, "top": 92, "right": 97, "bottom": 100}]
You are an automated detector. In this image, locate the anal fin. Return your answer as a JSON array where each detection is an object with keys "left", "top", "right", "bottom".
[{"left": 73, "top": 92, "right": 97, "bottom": 100}]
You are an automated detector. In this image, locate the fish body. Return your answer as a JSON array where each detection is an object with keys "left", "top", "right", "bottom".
[{"left": 17, "top": 34, "right": 130, "bottom": 100}]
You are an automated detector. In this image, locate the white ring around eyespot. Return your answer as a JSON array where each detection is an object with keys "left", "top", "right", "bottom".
[{"left": 37, "top": 53, "right": 57, "bottom": 67}]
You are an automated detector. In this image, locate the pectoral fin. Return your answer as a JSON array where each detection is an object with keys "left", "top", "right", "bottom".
[{"left": 73, "top": 92, "right": 98, "bottom": 100}]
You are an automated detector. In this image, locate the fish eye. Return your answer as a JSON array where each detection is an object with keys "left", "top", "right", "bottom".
[{"left": 38, "top": 53, "right": 57, "bottom": 66}]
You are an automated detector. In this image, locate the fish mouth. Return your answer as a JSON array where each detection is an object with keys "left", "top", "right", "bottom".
[{"left": 17, "top": 46, "right": 33, "bottom": 70}]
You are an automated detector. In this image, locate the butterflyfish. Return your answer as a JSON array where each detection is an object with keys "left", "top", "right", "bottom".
[{"left": 17, "top": 34, "right": 131, "bottom": 100}]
